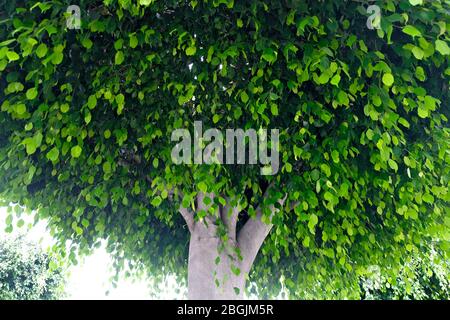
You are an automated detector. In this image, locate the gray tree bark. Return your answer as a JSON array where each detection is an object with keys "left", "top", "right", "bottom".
[
  {"left": 179, "top": 192, "right": 285, "bottom": 300},
  {"left": 188, "top": 234, "right": 245, "bottom": 299}
]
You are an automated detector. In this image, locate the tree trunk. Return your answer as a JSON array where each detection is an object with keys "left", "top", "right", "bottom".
[
  {"left": 179, "top": 191, "right": 285, "bottom": 300},
  {"left": 187, "top": 232, "right": 245, "bottom": 300}
]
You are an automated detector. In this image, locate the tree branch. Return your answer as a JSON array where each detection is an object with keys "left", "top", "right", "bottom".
[
  {"left": 179, "top": 207, "right": 194, "bottom": 234},
  {"left": 221, "top": 197, "right": 240, "bottom": 241},
  {"left": 194, "top": 192, "right": 220, "bottom": 236},
  {"left": 237, "top": 194, "right": 286, "bottom": 274}
]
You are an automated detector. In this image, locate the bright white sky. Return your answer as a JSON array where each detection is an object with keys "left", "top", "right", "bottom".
[{"left": 0, "top": 206, "right": 181, "bottom": 300}]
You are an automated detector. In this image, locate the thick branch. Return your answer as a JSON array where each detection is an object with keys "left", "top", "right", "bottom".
[
  {"left": 237, "top": 196, "right": 286, "bottom": 274},
  {"left": 197, "top": 192, "right": 215, "bottom": 212},
  {"left": 221, "top": 197, "right": 240, "bottom": 240},
  {"left": 179, "top": 207, "right": 194, "bottom": 233},
  {"left": 194, "top": 192, "right": 219, "bottom": 236}
]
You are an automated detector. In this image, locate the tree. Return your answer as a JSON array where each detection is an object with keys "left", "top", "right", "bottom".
[
  {"left": 0, "top": 0, "right": 449, "bottom": 299},
  {"left": 361, "top": 246, "right": 450, "bottom": 300},
  {"left": 0, "top": 237, "right": 65, "bottom": 300}
]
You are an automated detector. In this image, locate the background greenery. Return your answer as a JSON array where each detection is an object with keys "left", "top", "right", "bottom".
[{"left": 0, "top": 236, "right": 65, "bottom": 300}]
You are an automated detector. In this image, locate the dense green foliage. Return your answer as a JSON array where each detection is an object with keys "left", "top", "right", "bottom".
[
  {"left": 0, "top": 0, "right": 449, "bottom": 298},
  {"left": 0, "top": 237, "right": 65, "bottom": 300},
  {"left": 361, "top": 246, "right": 450, "bottom": 300}
]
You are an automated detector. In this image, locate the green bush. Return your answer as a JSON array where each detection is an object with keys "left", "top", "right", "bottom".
[{"left": 0, "top": 237, "right": 65, "bottom": 300}]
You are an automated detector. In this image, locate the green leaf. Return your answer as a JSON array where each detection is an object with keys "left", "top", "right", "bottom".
[
  {"left": 320, "top": 163, "right": 331, "bottom": 177},
  {"left": 198, "top": 181, "right": 208, "bottom": 193},
  {"left": 152, "top": 158, "right": 159, "bottom": 168},
  {"left": 71, "top": 145, "right": 82, "bottom": 158},
  {"left": 82, "top": 219, "right": 90, "bottom": 228},
  {"left": 417, "top": 105, "right": 429, "bottom": 118},
  {"left": 422, "top": 193, "right": 434, "bottom": 204},
  {"left": 271, "top": 103, "right": 279, "bottom": 116},
  {"left": 424, "top": 96, "right": 437, "bottom": 111},
  {"left": 84, "top": 111, "right": 92, "bottom": 124},
  {"left": 139, "top": 0, "right": 153, "bottom": 6},
  {"left": 115, "top": 51, "right": 124, "bottom": 65},
  {"left": 308, "top": 214, "right": 319, "bottom": 234},
  {"left": 129, "top": 35, "right": 138, "bottom": 49},
  {"left": 104, "top": 130, "right": 111, "bottom": 139},
  {"left": 151, "top": 196, "right": 162, "bottom": 207},
  {"left": 411, "top": 46, "right": 424, "bottom": 60},
  {"left": 0, "top": 59, "right": 7, "bottom": 71},
  {"left": 415, "top": 66, "right": 426, "bottom": 81},
  {"left": 5, "top": 214, "right": 13, "bottom": 226},
  {"left": 88, "top": 95, "right": 97, "bottom": 109},
  {"left": 240, "top": 91, "right": 249, "bottom": 103},
  {"left": 23, "top": 133, "right": 42, "bottom": 155},
  {"left": 0, "top": 39, "right": 16, "bottom": 47},
  {"left": 331, "top": 150, "right": 340, "bottom": 163},
  {"left": 382, "top": 73, "right": 394, "bottom": 87},
  {"left": 17, "top": 219, "right": 25, "bottom": 228},
  {"left": 402, "top": 25, "right": 422, "bottom": 38},
  {"left": 186, "top": 46, "right": 197, "bottom": 56},
  {"left": 231, "top": 265, "right": 241, "bottom": 276},
  {"left": 262, "top": 47, "right": 277, "bottom": 63},
  {"left": 435, "top": 40, "right": 450, "bottom": 56},
  {"left": 409, "top": 0, "right": 423, "bottom": 5},
  {"left": 116, "top": 94, "right": 125, "bottom": 105},
  {"left": 398, "top": 118, "right": 410, "bottom": 128},
  {"left": 26, "top": 88, "right": 38, "bottom": 100},
  {"left": 285, "top": 162, "right": 292, "bottom": 173},
  {"left": 116, "top": 94, "right": 125, "bottom": 114},
  {"left": 46, "top": 147, "right": 60, "bottom": 162},
  {"left": 81, "top": 38, "right": 93, "bottom": 49},
  {"left": 60, "top": 104, "right": 70, "bottom": 113},
  {"left": 103, "top": 161, "right": 112, "bottom": 173},
  {"left": 36, "top": 44, "right": 48, "bottom": 58},
  {"left": 330, "top": 74, "right": 341, "bottom": 86},
  {"left": 25, "top": 123, "right": 33, "bottom": 131},
  {"left": 233, "top": 107, "right": 242, "bottom": 119},
  {"left": 15, "top": 104, "right": 27, "bottom": 115},
  {"left": 388, "top": 159, "right": 398, "bottom": 172},
  {"left": 6, "top": 51, "right": 19, "bottom": 62},
  {"left": 114, "top": 39, "right": 124, "bottom": 50},
  {"left": 337, "top": 91, "right": 349, "bottom": 106},
  {"left": 7, "top": 82, "right": 24, "bottom": 93},
  {"left": 212, "top": 114, "right": 221, "bottom": 124},
  {"left": 51, "top": 51, "right": 64, "bottom": 65}
]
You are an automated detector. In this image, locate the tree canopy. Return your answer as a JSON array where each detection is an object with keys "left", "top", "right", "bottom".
[{"left": 0, "top": 0, "right": 449, "bottom": 298}]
